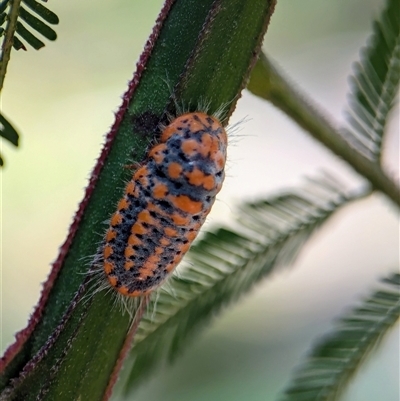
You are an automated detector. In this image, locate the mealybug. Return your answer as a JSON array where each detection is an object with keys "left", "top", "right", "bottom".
[{"left": 102, "top": 112, "right": 227, "bottom": 297}]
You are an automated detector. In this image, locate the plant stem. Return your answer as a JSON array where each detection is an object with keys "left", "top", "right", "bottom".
[
  {"left": 0, "top": 0, "right": 22, "bottom": 93},
  {"left": 103, "top": 296, "right": 149, "bottom": 401},
  {"left": 248, "top": 52, "right": 400, "bottom": 208}
]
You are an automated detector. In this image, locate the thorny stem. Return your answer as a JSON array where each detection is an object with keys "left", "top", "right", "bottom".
[{"left": 248, "top": 52, "right": 400, "bottom": 208}]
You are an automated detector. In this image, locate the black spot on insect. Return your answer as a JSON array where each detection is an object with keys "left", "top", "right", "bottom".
[
  {"left": 155, "top": 167, "right": 167, "bottom": 179},
  {"left": 131, "top": 111, "right": 160, "bottom": 138},
  {"left": 160, "top": 217, "right": 169, "bottom": 225},
  {"left": 142, "top": 189, "right": 151, "bottom": 197},
  {"left": 158, "top": 199, "right": 172, "bottom": 212},
  {"left": 178, "top": 152, "right": 189, "bottom": 163}
]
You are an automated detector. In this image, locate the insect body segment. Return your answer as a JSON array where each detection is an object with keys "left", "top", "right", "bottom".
[{"left": 103, "top": 112, "right": 227, "bottom": 297}]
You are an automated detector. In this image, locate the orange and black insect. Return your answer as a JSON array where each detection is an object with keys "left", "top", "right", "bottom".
[{"left": 103, "top": 112, "right": 227, "bottom": 297}]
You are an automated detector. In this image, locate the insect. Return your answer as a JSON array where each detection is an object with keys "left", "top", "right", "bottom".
[{"left": 102, "top": 111, "right": 228, "bottom": 298}]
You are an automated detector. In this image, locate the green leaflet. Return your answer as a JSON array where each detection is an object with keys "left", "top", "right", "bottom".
[
  {"left": 344, "top": 0, "right": 400, "bottom": 162},
  {"left": 0, "top": 113, "right": 19, "bottom": 166},
  {"left": 22, "top": 0, "right": 59, "bottom": 25},
  {"left": 0, "top": 113, "right": 18, "bottom": 146},
  {"left": 19, "top": 6, "right": 57, "bottom": 42},
  {"left": 15, "top": 20, "right": 44, "bottom": 50}
]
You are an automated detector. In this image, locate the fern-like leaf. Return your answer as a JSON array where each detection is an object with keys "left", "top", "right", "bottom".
[
  {"left": 0, "top": 0, "right": 58, "bottom": 52},
  {"left": 343, "top": 0, "right": 400, "bottom": 162},
  {"left": 279, "top": 272, "right": 400, "bottom": 401},
  {"left": 121, "top": 176, "right": 370, "bottom": 394},
  {"left": 0, "top": 0, "right": 58, "bottom": 166}
]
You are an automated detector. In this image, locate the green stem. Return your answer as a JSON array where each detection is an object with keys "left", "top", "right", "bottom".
[
  {"left": 248, "top": 52, "right": 400, "bottom": 208},
  {"left": 0, "top": 0, "right": 22, "bottom": 93}
]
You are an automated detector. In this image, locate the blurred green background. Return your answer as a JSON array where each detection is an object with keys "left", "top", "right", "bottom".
[{"left": 1, "top": 1, "right": 398, "bottom": 400}]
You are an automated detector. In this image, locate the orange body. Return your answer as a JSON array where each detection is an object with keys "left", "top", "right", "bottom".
[{"left": 103, "top": 112, "right": 227, "bottom": 296}]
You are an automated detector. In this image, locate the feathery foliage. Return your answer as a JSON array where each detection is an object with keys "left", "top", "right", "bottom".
[
  {"left": 280, "top": 272, "right": 400, "bottom": 401},
  {"left": 122, "top": 177, "right": 370, "bottom": 394},
  {"left": 246, "top": 0, "right": 400, "bottom": 206},
  {"left": 0, "top": 0, "right": 58, "bottom": 51},
  {"left": 0, "top": 0, "right": 58, "bottom": 166},
  {"left": 343, "top": 0, "right": 400, "bottom": 161}
]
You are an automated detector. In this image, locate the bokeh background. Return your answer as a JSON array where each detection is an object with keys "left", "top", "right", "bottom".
[{"left": 1, "top": 1, "right": 399, "bottom": 400}]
